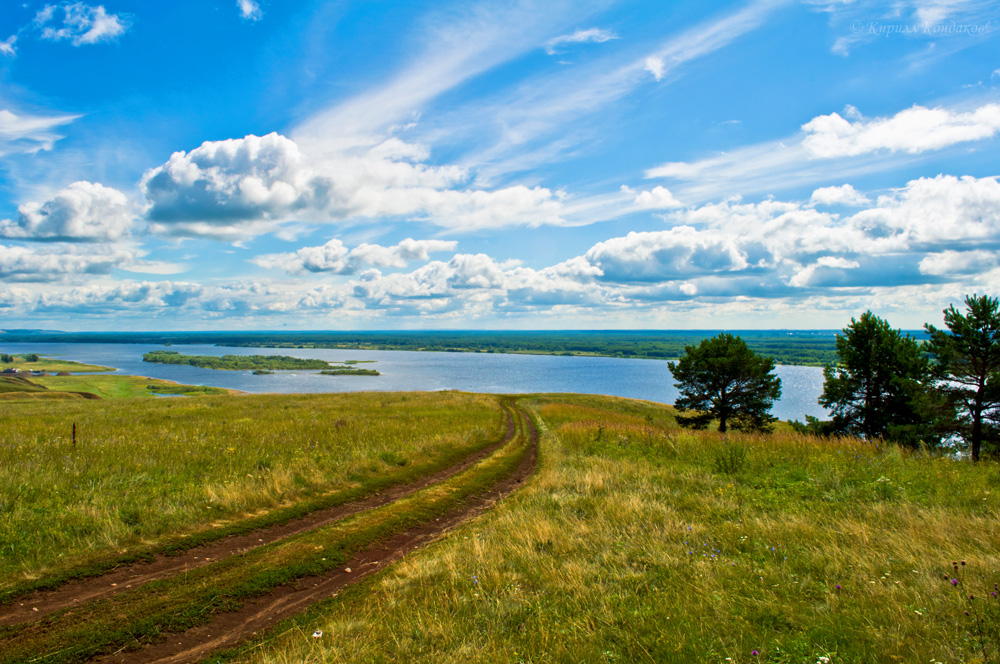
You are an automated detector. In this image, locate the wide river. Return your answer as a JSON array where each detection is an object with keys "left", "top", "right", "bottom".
[{"left": 2, "top": 342, "right": 829, "bottom": 422}]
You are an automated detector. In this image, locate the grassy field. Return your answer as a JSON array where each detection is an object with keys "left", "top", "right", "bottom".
[
  {"left": 0, "top": 374, "right": 231, "bottom": 400},
  {"left": 0, "top": 353, "right": 112, "bottom": 373},
  {"left": 0, "top": 403, "right": 531, "bottom": 664},
  {"left": 0, "top": 392, "right": 502, "bottom": 592},
  {"left": 213, "top": 394, "right": 1000, "bottom": 664},
  {"left": 2, "top": 392, "right": 999, "bottom": 663}
]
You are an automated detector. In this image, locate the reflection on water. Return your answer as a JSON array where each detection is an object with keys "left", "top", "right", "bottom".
[{"left": 1, "top": 342, "right": 829, "bottom": 422}]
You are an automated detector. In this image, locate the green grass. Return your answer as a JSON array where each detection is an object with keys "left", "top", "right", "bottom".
[
  {"left": 4, "top": 392, "right": 1000, "bottom": 663},
  {"left": 0, "top": 374, "right": 230, "bottom": 400},
  {"left": 0, "top": 353, "right": 112, "bottom": 373},
  {"left": 0, "top": 392, "right": 502, "bottom": 592},
  {"left": 0, "top": 407, "right": 531, "bottom": 664},
  {"left": 215, "top": 394, "right": 1000, "bottom": 664}
]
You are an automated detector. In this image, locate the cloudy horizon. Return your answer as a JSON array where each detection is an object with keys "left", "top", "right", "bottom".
[{"left": 1, "top": 1, "right": 999, "bottom": 331}]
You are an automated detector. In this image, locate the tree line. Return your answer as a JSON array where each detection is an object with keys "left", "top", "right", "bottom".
[{"left": 669, "top": 295, "right": 1000, "bottom": 461}]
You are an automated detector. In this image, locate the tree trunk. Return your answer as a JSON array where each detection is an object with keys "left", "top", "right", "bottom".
[{"left": 971, "top": 411, "right": 982, "bottom": 463}]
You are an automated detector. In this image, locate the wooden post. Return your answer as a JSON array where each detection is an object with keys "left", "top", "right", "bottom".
[{"left": 72, "top": 422, "right": 76, "bottom": 448}]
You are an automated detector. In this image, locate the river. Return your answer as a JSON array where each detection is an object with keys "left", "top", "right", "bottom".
[{"left": 1, "top": 342, "right": 829, "bottom": 422}]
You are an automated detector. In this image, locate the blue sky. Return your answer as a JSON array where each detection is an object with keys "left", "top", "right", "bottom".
[{"left": 1, "top": 0, "right": 999, "bottom": 330}]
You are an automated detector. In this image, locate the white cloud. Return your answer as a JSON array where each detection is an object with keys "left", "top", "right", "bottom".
[
  {"left": 647, "top": 102, "right": 1000, "bottom": 202},
  {"left": 810, "top": 184, "right": 871, "bottom": 206},
  {"left": 35, "top": 3, "right": 131, "bottom": 46},
  {"left": 644, "top": 56, "right": 665, "bottom": 80},
  {"left": 851, "top": 174, "right": 1000, "bottom": 246},
  {"left": 788, "top": 256, "right": 861, "bottom": 288},
  {"left": 630, "top": 185, "right": 683, "bottom": 209},
  {"left": 292, "top": 1, "right": 606, "bottom": 153},
  {"left": 141, "top": 133, "right": 566, "bottom": 239},
  {"left": 0, "top": 35, "right": 16, "bottom": 56},
  {"left": 253, "top": 237, "right": 457, "bottom": 274},
  {"left": 544, "top": 27, "right": 618, "bottom": 55},
  {"left": 0, "top": 181, "right": 134, "bottom": 242},
  {"left": 914, "top": 0, "right": 976, "bottom": 26},
  {"left": 919, "top": 249, "right": 1000, "bottom": 275},
  {"left": 584, "top": 227, "right": 750, "bottom": 281},
  {"left": 19, "top": 279, "right": 350, "bottom": 318},
  {"left": 236, "top": 0, "right": 262, "bottom": 21},
  {"left": 0, "top": 108, "right": 80, "bottom": 157},
  {"left": 802, "top": 104, "right": 1000, "bottom": 158},
  {"left": 295, "top": 0, "right": 784, "bottom": 181},
  {"left": 5, "top": 174, "right": 1000, "bottom": 321},
  {"left": 0, "top": 243, "right": 134, "bottom": 282}
]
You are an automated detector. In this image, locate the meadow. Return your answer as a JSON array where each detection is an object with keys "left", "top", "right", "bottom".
[
  {"left": 0, "top": 391, "right": 502, "bottom": 595},
  {"left": 1, "top": 391, "right": 998, "bottom": 663},
  {"left": 216, "top": 394, "right": 1000, "bottom": 664}
]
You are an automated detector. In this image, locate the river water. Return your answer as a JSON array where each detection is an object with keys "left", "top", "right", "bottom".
[{"left": 1, "top": 342, "right": 829, "bottom": 422}]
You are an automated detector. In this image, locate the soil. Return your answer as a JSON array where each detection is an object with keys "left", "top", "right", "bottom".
[
  {"left": 95, "top": 409, "right": 539, "bottom": 664},
  {"left": 0, "top": 404, "right": 517, "bottom": 626}
]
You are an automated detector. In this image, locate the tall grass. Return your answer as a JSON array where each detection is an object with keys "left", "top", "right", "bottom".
[
  {"left": 225, "top": 394, "right": 1000, "bottom": 664},
  {"left": 0, "top": 391, "right": 501, "bottom": 589}
]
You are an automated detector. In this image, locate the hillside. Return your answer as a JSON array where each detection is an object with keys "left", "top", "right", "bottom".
[{"left": 0, "top": 392, "right": 996, "bottom": 663}]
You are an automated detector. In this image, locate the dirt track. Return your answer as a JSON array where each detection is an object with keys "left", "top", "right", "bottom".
[
  {"left": 97, "top": 409, "right": 538, "bottom": 664},
  {"left": 0, "top": 401, "right": 539, "bottom": 664},
  {"left": 0, "top": 404, "right": 516, "bottom": 627}
]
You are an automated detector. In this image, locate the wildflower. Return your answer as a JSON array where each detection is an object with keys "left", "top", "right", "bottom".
[
  {"left": 951, "top": 579, "right": 959, "bottom": 586},
  {"left": 835, "top": 584, "right": 841, "bottom": 590},
  {"left": 752, "top": 650, "right": 759, "bottom": 657}
]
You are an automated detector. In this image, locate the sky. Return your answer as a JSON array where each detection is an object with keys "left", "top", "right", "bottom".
[{"left": 0, "top": 0, "right": 999, "bottom": 331}]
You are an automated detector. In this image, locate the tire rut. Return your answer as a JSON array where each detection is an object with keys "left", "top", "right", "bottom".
[
  {"left": 96, "top": 407, "right": 539, "bottom": 664},
  {"left": 0, "top": 403, "right": 516, "bottom": 627}
]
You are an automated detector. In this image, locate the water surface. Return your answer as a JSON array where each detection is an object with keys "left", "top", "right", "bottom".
[{"left": 1, "top": 342, "right": 828, "bottom": 422}]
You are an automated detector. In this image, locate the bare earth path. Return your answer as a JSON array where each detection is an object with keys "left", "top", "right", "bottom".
[
  {"left": 0, "top": 401, "right": 538, "bottom": 664},
  {"left": 98, "top": 410, "right": 538, "bottom": 664},
  {"left": 0, "top": 403, "right": 516, "bottom": 626}
]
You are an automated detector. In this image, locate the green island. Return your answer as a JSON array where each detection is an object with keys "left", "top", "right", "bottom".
[
  {"left": 320, "top": 367, "right": 380, "bottom": 376},
  {"left": 143, "top": 350, "right": 333, "bottom": 371}
]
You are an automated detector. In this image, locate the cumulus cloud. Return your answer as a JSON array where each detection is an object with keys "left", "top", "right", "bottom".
[
  {"left": 802, "top": 104, "right": 1000, "bottom": 158},
  {"left": 0, "top": 181, "right": 134, "bottom": 242},
  {"left": 919, "top": 249, "right": 1000, "bottom": 276},
  {"left": 141, "top": 133, "right": 565, "bottom": 238},
  {"left": 630, "top": 185, "right": 683, "bottom": 209},
  {"left": 647, "top": 102, "right": 1000, "bottom": 202},
  {"left": 584, "top": 228, "right": 751, "bottom": 282},
  {"left": 236, "top": 0, "right": 263, "bottom": 21},
  {"left": 24, "top": 279, "right": 352, "bottom": 318},
  {"left": 0, "top": 108, "right": 79, "bottom": 157},
  {"left": 544, "top": 28, "right": 618, "bottom": 55},
  {"left": 810, "top": 184, "right": 871, "bottom": 207},
  {"left": 0, "top": 243, "right": 134, "bottom": 282},
  {"left": 253, "top": 237, "right": 457, "bottom": 274},
  {"left": 35, "top": 3, "right": 131, "bottom": 46},
  {"left": 851, "top": 174, "right": 1000, "bottom": 247},
  {"left": 788, "top": 256, "right": 861, "bottom": 288}
]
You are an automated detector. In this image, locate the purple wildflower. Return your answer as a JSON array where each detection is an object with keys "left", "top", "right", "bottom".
[{"left": 951, "top": 578, "right": 960, "bottom": 586}]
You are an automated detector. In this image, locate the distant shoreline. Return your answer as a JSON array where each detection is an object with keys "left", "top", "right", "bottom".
[{"left": 0, "top": 330, "right": 856, "bottom": 367}]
